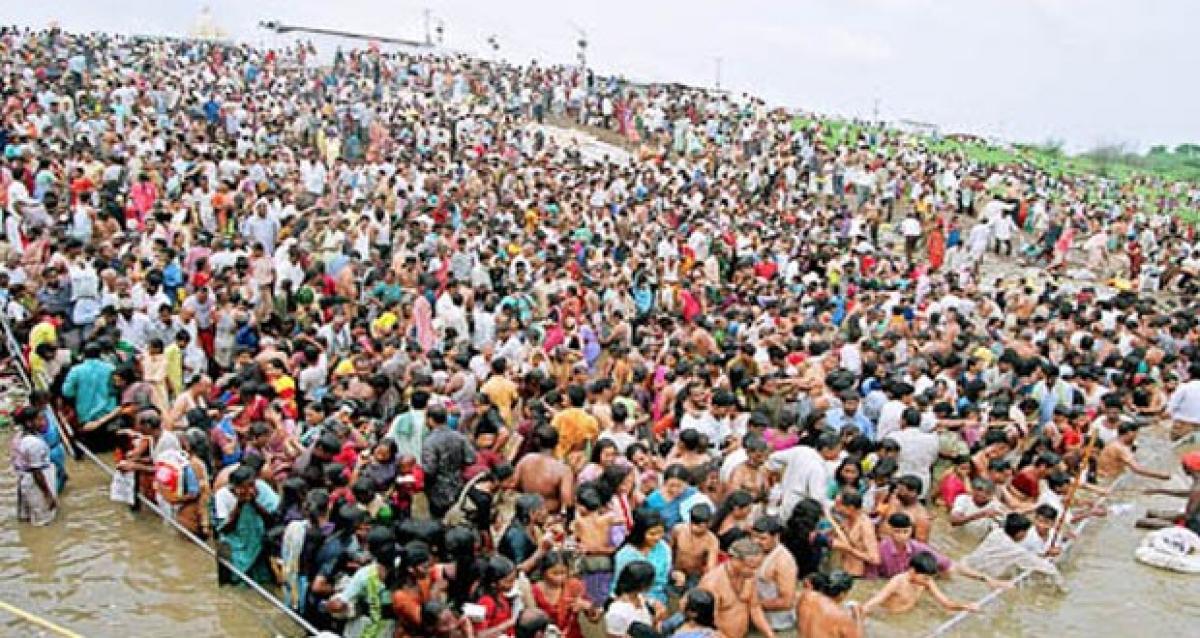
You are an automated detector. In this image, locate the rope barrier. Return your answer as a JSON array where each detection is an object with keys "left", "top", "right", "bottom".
[
  {"left": 923, "top": 432, "right": 1195, "bottom": 638},
  {"left": 0, "top": 314, "right": 319, "bottom": 637},
  {"left": 0, "top": 599, "right": 85, "bottom": 638}
]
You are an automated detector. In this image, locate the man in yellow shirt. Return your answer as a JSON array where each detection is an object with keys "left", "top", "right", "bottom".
[
  {"left": 550, "top": 385, "right": 599, "bottom": 463},
  {"left": 481, "top": 357, "right": 520, "bottom": 428}
]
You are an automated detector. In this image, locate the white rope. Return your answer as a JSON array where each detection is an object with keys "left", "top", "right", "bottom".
[
  {"left": 924, "top": 432, "right": 1195, "bottom": 638},
  {"left": 0, "top": 314, "right": 319, "bottom": 637}
]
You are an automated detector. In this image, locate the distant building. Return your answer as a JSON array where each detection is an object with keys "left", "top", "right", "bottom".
[
  {"left": 894, "top": 119, "right": 940, "bottom": 137},
  {"left": 190, "top": 5, "right": 228, "bottom": 41}
]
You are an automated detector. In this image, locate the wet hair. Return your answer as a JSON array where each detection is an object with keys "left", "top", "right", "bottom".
[
  {"left": 623, "top": 508, "right": 667, "bottom": 550},
  {"left": 514, "top": 493, "right": 545, "bottom": 525},
  {"left": 443, "top": 526, "right": 482, "bottom": 605},
  {"left": 612, "top": 559, "right": 656, "bottom": 597},
  {"left": 1034, "top": 504, "right": 1059, "bottom": 521},
  {"left": 895, "top": 474, "right": 923, "bottom": 495},
  {"left": 681, "top": 588, "right": 717, "bottom": 628},
  {"left": 751, "top": 515, "right": 783, "bottom": 535},
  {"left": 662, "top": 463, "right": 693, "bottom": 485},
  {"left": 710, "top": 489, "right": 753, "bottom": 534},
  {"left": 477, "top": 556, "right": 516, "bottom": 598},
  {"left": 870, "top": 457, "right": 899, "bottom": 479},
  {"left": 596, "top": 464, "right": 633, "bottom": 502},
  {"left": 590, "top": 438, "right": 619, "bottom": 464},
  {"left": 689, "top": 502, "right": 714, "bottom": 524},
  {"left": 1003, "top": 513, "right": 1033, "bottom": 538},
  {"left": 229, "top": 465, "right": 256, "bottom": 487},
  {"left": 533, "top": 425, "right": 559, "bottom": 451},
  {"left": 910, "top": 551, "right": 940, "bottom": 575},
  {"left": 576, "top": 484, "right": 607, "bottom": 512},
  {"left": 887, "top": 512, "right": 913, "bottom": 529},
  {"left": 809, "top": 570, "right": 855, "bottom": 598}
]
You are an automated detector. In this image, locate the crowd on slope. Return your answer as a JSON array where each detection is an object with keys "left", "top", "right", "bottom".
[{"left": 5, "top": 25, "right": 1200, "bottom": 638}]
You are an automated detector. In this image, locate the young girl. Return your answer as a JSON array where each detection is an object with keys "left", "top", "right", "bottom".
[
  {"left": 470, "top": 556, "right": 518, "bottom": 638},
  {"left": 532, "top": 551, "right": 596, "bottom": 638},
  {"left": 827, "top": 457, "right": 866, "bottom": 501}
]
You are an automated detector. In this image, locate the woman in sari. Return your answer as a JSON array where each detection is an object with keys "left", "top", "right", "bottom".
[
  {"left": 927, "top": 223, "right": 946, "bottom": 272},
  {"left": 11, "top": 406, "right": 58, "bottom": 526},
  {"left": 141, "top": 338, "right": 171, "bottom": 413},
  {"left": 412, "top": 288, "right": 436, "bottom": 353}
]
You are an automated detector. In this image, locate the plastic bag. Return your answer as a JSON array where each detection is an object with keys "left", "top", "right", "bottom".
[{"left": 109, "top": 470, "right": 136, "bottom": 505}]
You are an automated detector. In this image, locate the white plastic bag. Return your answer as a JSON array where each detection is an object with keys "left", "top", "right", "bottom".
[{"left": 109, "top": 471, "right": 136, "bottom": 505}]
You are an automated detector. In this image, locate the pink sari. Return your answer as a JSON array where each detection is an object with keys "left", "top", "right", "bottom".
[{"left": 412, "top": 295, "right": 435, "bottom": 352}]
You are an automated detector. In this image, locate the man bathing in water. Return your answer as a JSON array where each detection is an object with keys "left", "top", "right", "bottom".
[
  {"left": 698, "top": 538, "right": 778, "bottom": 638},
  {"left": 1138, "top": 450, "right": 1200, "bottom": 529},
  {"left": 1096, "top": 422, "right": 1172, "bottom": 483},
  {"left": 863, "top": 551, "right": 981, "bottom": 616},
  {"left": 796, "top": 570, "right": 863, "bottom": 638}
]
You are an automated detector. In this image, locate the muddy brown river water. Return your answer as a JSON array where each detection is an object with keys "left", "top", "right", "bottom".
[
  {"left": 2, "top": 427, "right": 1197, "bottom": 637},
  {"left": 0, "top": 436, "right": 306, "bottom": 637}
]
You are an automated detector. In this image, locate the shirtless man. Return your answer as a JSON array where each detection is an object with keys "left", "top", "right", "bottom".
[
  {"left": 877, "top": 475, "right": 932, "bottom": 542},
  {"left": 726, "top": 435, "right": 771, "bottom": 503},
  {"left": 514, "top": 426, "right": 574, "bottom": 513},
  {"left": 699, "top": 538, "right": 778, "bottom": 638},
  {"left": 1097, "top": 422, "right": 1171, "bottom": 483},
  {"left": 863, "top": 551, "right": 980, "bottom": 616},
  {"left": 670, "top": 503, "right": 719, "bottom": 590},
  {"left": 1139, "top": 450, "right": 1200, "bottom": 529},
  {"left": 796, "top": 571, "right": 863, "bottom": 638},
  {"left": 830, "top": 491, "right": 880, "bottom": 577},
  {"left": 750, "top": 515, "right": 798, "bottom": 632}
]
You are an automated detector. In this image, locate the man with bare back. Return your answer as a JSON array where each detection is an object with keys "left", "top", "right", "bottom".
[
  {"left": 796, "top": 571, "right": 863, "bottom": 638},
  {"left": 515, "top": 425, "right": 574, "bottom": 514},
  {"left": 699, "top": 538, "right": 778, "bottom": 638}
]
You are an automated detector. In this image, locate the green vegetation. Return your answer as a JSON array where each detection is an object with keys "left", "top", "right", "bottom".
[{"left": 790, "top": 116, "right": 1200, "bottom": 185}]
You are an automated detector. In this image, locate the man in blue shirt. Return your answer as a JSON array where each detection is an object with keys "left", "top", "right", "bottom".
[{"left": 61, "top": 342, "right": 116, "bottom": 427}]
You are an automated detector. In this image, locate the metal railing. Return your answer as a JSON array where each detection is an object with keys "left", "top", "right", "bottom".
[{"left": 0, "top": 313, "right": 320, "bottom": 637}]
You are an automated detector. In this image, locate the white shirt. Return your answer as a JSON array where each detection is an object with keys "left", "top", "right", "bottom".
[
  {"left": 951, "top": 494, "right": 1002, "bottom": 540},
  {"left": 890, "top": 427, "right": 940, "bottom": 498},
  {"left": 877, "top": 399, "right": 907, "bottom": 441},
  {"left": 900, "top": 217, "right": 922, "bottom": 237},
  {"left": 604, "top": 596, "right": 653, "bottom": 636},
  {"left": 679, "top": 410, "right": 729, "bottom": 451},
  {"left": 1168, "top": 380, "right": 1200, "bottom": 424},
  {"left": 768, "top": 446, "right": 832, "bottom": 518}
]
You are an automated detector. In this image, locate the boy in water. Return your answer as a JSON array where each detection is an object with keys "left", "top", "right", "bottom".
[
  {"left": 670, "top": 503, "right": 719, "bottom": 592},
  {"left": 863, "top": 551, "right": 980, "bottom": 615},
  {"left": 830, "top": 491, "right": 880, "bottom": 576}
]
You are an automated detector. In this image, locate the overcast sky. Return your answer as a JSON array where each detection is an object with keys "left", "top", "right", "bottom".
[{"left": 8, "top": 0, "right": 1198, "bottom": 151}]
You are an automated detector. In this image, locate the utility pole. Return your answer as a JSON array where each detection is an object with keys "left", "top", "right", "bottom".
[
  {"left": 423, "top": 8, "right": 432, "bottom": 46},
  {"left": 715, "top": 56, "right": 722, "bottom": 91},
  {"left": 873, "top": 96, "right": 880, "bottom": 124}
]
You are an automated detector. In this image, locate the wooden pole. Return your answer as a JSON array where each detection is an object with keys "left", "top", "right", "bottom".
[{"left": 1047, "top": 427, "right": 1100, "bottom": 550}]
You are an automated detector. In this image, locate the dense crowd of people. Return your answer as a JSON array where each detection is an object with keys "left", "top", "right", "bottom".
[{"left": 4, "top": 24, "right": 1200, "bottom": 638}]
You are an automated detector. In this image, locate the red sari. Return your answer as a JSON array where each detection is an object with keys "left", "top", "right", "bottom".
[{"left": 927, "top": 225, "right": 945, "bottom": 272}]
